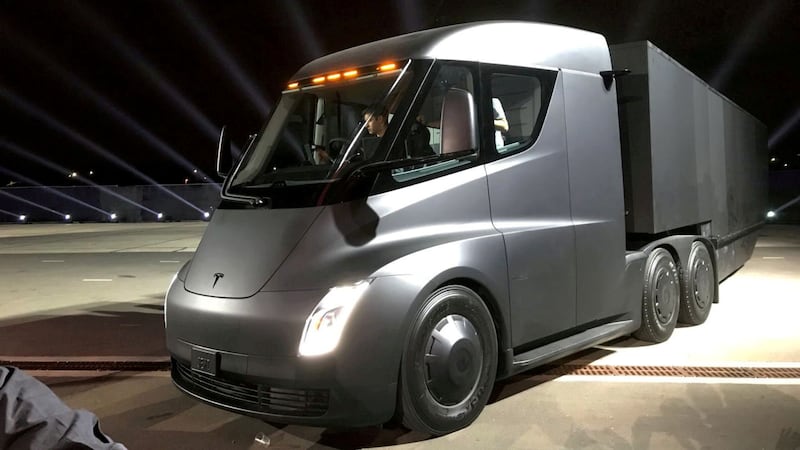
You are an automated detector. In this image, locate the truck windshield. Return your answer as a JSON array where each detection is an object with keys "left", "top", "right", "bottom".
[{"left": 224, "top": 60, "right": 421, "bottom": 207}]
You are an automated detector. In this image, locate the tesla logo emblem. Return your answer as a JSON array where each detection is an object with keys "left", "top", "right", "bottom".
[{"left": 212, "top": 272, "right": 224, "bottom": 288}]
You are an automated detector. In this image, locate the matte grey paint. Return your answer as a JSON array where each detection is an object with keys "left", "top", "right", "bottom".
[
  {"left": 512, "top": 320, "right": 636, "bottom": 372},
  {"left": 485, "top": 73, "right": 577, "bottom": 346},
  {"left": 611, "top": 42, "right": 767, "bottom": 238},
  {"left": 561, "top": 68, "right": 629, "bottom": 325},
  {"left": 184, "top": 207, "right": 322, "bottom": 298},
  {"left": 293, "top": 22, "right": 612, "bottom": 81}
]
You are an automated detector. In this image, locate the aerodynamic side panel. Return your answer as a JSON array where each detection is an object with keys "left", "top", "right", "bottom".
[
  {"left": 264, "top": 165, "right": 506, "bottom": 296},
  {"left": 561, "top": 69, "right": 628, "bottom": 324},
  {"left": 485, "top": 72, "right": 577, "bottom": 347}
]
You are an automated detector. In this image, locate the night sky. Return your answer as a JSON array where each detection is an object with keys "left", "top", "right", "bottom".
[{"left": 1, "top": 0, "right": 798, "bottom": 187}]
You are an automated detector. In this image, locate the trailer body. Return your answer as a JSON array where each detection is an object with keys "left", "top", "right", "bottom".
[{"left": 611, "top": 41, "right": 767, "bottom": 277}]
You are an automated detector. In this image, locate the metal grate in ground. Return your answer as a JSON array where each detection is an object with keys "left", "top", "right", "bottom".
[
  {"left": 0, "top": 360, "right": 170, "bottom": 371},
  {"left": 539, "top": 364, "right": 800, "bottom": 379}
]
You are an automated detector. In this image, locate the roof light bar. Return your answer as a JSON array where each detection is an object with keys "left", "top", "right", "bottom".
[{"left": 285, "top": 62, "right": 399, "bottom": 92}]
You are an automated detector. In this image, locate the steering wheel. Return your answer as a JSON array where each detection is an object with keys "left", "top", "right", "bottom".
[{"left": 326, "top": 138, "right": 351, "bottom": 156}]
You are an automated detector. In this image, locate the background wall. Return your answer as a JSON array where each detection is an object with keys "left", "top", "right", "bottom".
[
  {"left": 0, "top": 184, "right": 219, "bottom": 223},
  {"left": 1, "top": 176, "right": 795, "bottom": 224}
]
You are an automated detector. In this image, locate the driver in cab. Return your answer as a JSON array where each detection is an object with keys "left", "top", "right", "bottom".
[{"left": 313, "top": 106, "right": 388, "bottom": 165}]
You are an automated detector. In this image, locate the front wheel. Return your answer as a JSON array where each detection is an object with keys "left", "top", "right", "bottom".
[
  {"left": 634, "top": 248, "right": 680, "bottom": 343},
  {"left": 398, "top": 285, "right": 497, "bottom": 436}
]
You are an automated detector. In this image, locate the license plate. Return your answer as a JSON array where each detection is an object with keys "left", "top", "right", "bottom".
[{"left": 190, "top": 347, "right": 218, "bottom": 376}]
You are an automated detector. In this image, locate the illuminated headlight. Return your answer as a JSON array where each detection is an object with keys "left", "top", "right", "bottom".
[
  {"left": 298, "top": 280, "right": 371, "bottom": 357},
  {"left": 164, "top": 272, "right": 178, "bottom": 328}
]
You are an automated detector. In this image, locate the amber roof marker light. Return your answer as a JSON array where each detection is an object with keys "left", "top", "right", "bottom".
[{"left": 284, "top": 62, "right": 400, "bottom": 92}]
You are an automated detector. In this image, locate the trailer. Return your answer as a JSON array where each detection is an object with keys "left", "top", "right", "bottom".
[
  {"left": 611, "top": 41, "right": 767, "bottom": 278},
  {"left": 165, "top": 21, "right": 767, "bottom": 435}
]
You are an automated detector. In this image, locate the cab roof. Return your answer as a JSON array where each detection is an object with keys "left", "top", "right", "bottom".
[{"left": 292, "top": 21, "right": 612, "bottom": 80}]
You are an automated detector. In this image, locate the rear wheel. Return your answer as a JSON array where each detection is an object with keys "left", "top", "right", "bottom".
[
  {"left": 634, "top": 248, "right": 680, "bottom": 343},
  {"left": 398, "top": 285, "right": 497, "bottom": 436},
  {"left": 678, "top": 241, "right": 715, "bottom": 325}
]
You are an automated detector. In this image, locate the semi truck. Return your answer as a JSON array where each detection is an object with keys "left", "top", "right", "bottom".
[{"left": 165, "top": 21, "right": 767, "bottom": 435}]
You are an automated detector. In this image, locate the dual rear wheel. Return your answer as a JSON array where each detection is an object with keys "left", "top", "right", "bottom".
[{"left": 635, "top": 242, "right": 716, "bottom": 343}]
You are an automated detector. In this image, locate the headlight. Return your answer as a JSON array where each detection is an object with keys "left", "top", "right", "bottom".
[
  {"left": 298, "top": 280, "right": 371, "bottom": 357},
  {"left": 164, "top": 273, "right": 178, "bottom": 328}
]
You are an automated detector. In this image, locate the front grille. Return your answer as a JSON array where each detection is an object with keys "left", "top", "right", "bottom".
[{"left": 172, "top": 359, "right": 329, "bottom": 417}]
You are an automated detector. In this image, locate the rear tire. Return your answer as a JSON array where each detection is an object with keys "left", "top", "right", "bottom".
[
  {"left": 398, "top": 285, "right": 497, "bottom": 436},
  {"left": 678, "top": 241, "right": 715, "bottom": 325},
  {"left": 634, "top": 248, "right": 680, "bottom": 343}
]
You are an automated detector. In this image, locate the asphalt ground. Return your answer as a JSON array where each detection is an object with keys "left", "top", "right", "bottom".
[{"left": 0, "top": 222, "right": 799, "bottom": 449}]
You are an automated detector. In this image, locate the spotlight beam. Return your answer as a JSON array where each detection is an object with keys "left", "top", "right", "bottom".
[
  {"left": 279, "top": 0, "right": 324, "bottom": 59},
  {"left": 6, "top": 28, "right": 219, "bottom": 189},
  {"left": 1, "top": 89, "right": 206, "bottom": 214},
  {"left": 173, "top": 0, "right": 271, "bottom": 118},
  {"left": 624, "top": 0, "right": 659, "bottom": 41},
  {"left": 710, "top": 2, "right": 779, "bottom": 90},
  {"left": 768, "top": 107, "right": 800, "bottom": 149},
  {"left": 394, "top": 0, "right": 426, "bottom": 32},
  {"left": 773, "top": 194, "right": 800, "bottom": 214},
  {"left": 2, "top": 141, "right": 159, "bottom": 218},
  {"left": 0, "top": 165, "right": 111, "bottom": 216},
  {"left": 71, "top": 3, "right": 237, "bottom": 153},
  {"left": 0, "top": 208, "right": 24, "bottom": 219},
  {"left": 0, "top": 189, "right": 65, "bottom": 218}
]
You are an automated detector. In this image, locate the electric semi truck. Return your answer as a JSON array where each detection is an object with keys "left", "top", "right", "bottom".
[{"left": 165, "top": 21, "right": 767, "bottom": 435}]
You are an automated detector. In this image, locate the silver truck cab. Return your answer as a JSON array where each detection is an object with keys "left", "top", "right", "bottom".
[{"left": 166, "top": 21, "right": 728, "bottom": 435}]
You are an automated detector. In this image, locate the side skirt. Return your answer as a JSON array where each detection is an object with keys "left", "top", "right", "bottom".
[{"left": 508, "top": 320, "right": 636, "bottom": 376}]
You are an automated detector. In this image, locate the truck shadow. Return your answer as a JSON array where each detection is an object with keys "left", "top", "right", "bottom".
[{"left": 0, "top": 300, "right": 168, "bottom": 358}]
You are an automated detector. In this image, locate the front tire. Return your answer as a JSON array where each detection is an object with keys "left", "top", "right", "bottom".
[
  {"left": 678, "top": 241, "right": 715, "bottom": 325},
  {"left": 398, "top": 285, "right": 497, "bottom": 436},
  {"left": 634, "top": 248, "right": 680, "bottom": 343}
]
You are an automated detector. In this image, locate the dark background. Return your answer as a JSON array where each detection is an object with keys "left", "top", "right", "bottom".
[{"left": 1, "top": 0, "right": 798, "bottom": 186}]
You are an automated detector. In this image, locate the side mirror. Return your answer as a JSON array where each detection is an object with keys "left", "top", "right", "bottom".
[
  {"left": 217, "top": 126, "right": 232, "bottom": 177},
  {"left": 440, "top": 88, "right": 478, "bottom": 154}
]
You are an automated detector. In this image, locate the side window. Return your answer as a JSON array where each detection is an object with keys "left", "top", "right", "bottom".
[
  {"left": 388, "top": 64, "right": 478, "bottom": 183},
  {"left": 489, "top": 71, "right": 551, "bottom": 155}
]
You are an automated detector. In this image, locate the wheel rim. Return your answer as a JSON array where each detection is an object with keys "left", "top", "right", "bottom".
[
  {"left": 654, "top": 265, "right": 678, "bottom": 324},
  {"left": 423, "top": 314, "right": 483, "bottom": 406},
  {"left": 692, "top": 258, "right": 712, "bottom": 309}
]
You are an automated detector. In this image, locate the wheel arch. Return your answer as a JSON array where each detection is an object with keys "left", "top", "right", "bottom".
[
  {"left": 395, "top": 272, "right": 510, "bottom": 383},
  {"left": 432, "top": 277, "right": 510, "bottom": 378},
  {"left": 395, "top": 275, "right": 503, "bottom": 434}
]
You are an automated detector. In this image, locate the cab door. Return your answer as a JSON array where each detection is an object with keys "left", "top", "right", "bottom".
[{"left": 482, "top": 65, "right": 577, "bottom": 347}]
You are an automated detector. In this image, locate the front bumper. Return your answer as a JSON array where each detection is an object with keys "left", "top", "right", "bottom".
[
  {"left": 165, "top": 276, "right": 420, "bottom": 427},
  {"left": 170, "top": 356, "right": 396, "bottom": 427}
]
